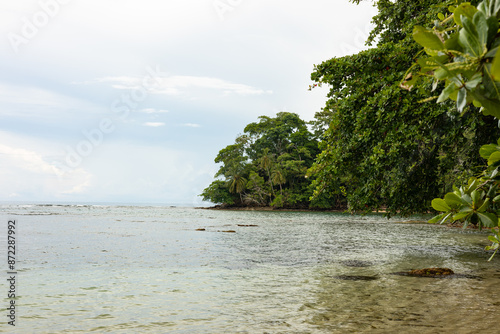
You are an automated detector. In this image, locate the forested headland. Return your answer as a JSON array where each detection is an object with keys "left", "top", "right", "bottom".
[{"left": 201, "top": 0, "right": 500, "bottom": 228}]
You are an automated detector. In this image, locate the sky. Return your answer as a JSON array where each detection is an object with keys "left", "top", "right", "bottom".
[{"left": 0, "top": 0, "right": 376, "bottom": 206}]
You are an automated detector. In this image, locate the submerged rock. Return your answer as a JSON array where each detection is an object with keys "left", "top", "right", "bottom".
[
  {"left": 333, "top": 275, "right": 378, "bottom": 281},
  {"left": 408, "top": 268, "right": 454, "bottom": 276},
  {"left": 396, "top": 268, "right": 455, "bottom": 277},
  {"left": 340, "top": 260, "right": 374, "bottom": 268}
]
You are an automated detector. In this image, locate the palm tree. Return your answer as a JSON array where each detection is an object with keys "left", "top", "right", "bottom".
[
  {"left": 228, "top": 173, "right": 247, "bottom": 203},
  {"left": 259, "top": 148, "right": 275, "bottom": 201},
  {"left": 271, "top": 168, "right": 286, "bottom": 197}
]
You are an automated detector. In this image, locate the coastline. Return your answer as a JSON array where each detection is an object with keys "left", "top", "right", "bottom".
[{"left": 199, "top": 205, "right": 379, "bottom": 214}]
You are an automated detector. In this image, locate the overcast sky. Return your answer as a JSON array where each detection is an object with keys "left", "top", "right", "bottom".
[{"left": 0, "top": 0, "right": 375, "bottom": 205}]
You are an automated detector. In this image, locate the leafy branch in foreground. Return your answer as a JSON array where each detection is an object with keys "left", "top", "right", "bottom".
[
  {"left": 403, "top": 0, "right": 500, "bottom": 115},
  {"left": 430, "top": 141, "right": 500, "bottom": 260},
  {"left": 406, "top": 0, "right": 500, "bottom": 260}
]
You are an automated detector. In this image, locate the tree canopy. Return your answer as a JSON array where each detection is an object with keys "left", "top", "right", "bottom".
[
  {"left": 201, "top": 112, "right": 323, "bottom": 209},
  {"left": 202, "top": 0, "right": 499, "bottom": 219},
  {"left": 307, "top": 0, "right": 498, "bottom": 216}
]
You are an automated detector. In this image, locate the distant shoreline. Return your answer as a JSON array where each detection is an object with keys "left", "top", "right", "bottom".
[{"left": 199, "top": 205, "right": 354, "bottom": 213}]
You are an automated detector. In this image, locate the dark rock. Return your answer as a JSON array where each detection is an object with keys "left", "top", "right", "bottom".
[
  {"left": 394, "top": 267, "right": 455, "bottom": 278},
  {"left": 340, "top": 260, "right": 374, "bottom": 268},
  {"left": 332, "top": 275, "right": 378, "bottom": 281}
]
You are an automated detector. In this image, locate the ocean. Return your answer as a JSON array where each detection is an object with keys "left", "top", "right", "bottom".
[{"left": 1, "top": 204, "right": 499, "bottom": 333}]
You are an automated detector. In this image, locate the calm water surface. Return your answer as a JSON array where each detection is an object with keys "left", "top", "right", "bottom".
[{"left": 1, "top": 204, "right": 499, "bottom": 333}]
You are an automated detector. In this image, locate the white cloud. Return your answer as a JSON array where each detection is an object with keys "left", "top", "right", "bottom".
[
  {"left": 92, "top": 75, "right": 272, "bottom": 97},
  {"left": 0, "top": 143, "right": 63, "bottom": 176},
  {"left": 0, "top": 138, "right": 92, "bottom": 199},
  {"left": 143, "top": 122, "right": 165, "bottom": 127},
  {"left": 182, "top": 123, "right": 201, "bottom": 128}
]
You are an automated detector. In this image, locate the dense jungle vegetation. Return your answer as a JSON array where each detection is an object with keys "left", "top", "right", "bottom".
[{"left": 201, "top": 0, "right": 500, "bottom": 234}]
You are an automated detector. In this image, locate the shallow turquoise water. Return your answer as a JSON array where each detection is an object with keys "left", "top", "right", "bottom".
[{"left": 1, "top": 205, "right": 499, "bottom": 333}]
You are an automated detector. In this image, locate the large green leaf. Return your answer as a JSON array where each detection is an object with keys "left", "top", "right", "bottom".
[
  {"left": 413, "top": 26, "right": 445, "bottom": 50},
  {"left": 471, "top": 189, "right": 481, "bottom": 205},
  {"left": 478, "top": 198, "right": 491, "bottom": 212},
  {"left": 486, "top": 16, "right": 499, "bottom": 45},
  {"left": 437, "top": 82, "right": 458, "bottom": 103},
  {"left": 462, "top": 193, "right": 473, "bottom": 205},
  {"left": 478, "top": 0, "right": 500, "bottom": 18},
  {"left": 444, "top": 192, "right": 465, "bottom": 207},
  {"left": 472, "top": 11, "right": 489, "bottom": 48},
  {"left": 469, "top": 178, "right": 480, "bottom": 191},
  {"left": 428, "top": 212, "right": 451, "bottom": 224},
  {"left": 478, "top": 212, "right": 499, "bottom": 227},
  {"left": 480, "top": 143, "right": 500, "bottom": 159},
  {"left": 491, "top": 47, "right": 500, "bottom": 80},
  {"left": 431, "top": 198, "right": 451, "bottom": 212},
  {"left": 470, "top": 90, "right": 500, "bottom": 118},
  {"left": 465, "top": 73, "right": 483, "bottom": 90},
  {"left": 459, "top": 16, "right": 483, "bottom": 56},
  {"left": 445, "top": 33, "right": 461, "bottom": 50},
  {"left": 488, "top": 151, "right": 500, "bottom": 165},
  {"left": 482, "top": 64, "right": 500, "bottom": 100},
  {"left": 454, "top": 3, "right": 479, "bottom": 26},
  {"left": 488, "top": 235, "right": 500, "bottom": 243},
  {"left": 456, "top": 87, "right": 468, "bottom": 112},
  {"left": 454, "top": 211, "right": 472, "bottom": 220},
  {"left": 487, "top": 184, "right": 499, "bottom": 198}
]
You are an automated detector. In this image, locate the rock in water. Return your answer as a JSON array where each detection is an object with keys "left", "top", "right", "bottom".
[{"left": 407, "top": 268, "right": 454, "bottom": 277}]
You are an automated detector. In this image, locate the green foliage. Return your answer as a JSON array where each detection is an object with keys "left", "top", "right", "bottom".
[
  {"left": 308, "top": 0, "right": 498, "bottom": 216},
  {"left": 429, "top": 141, "right": 500, "bottom": 260},
  {"left": 403, "top": 0, "right": 500, "bottom": 115},
  {"left": 409, "top": 0, "right": 500, "bottom": 259},
  {"left": 201, "top": 112, "right": 323, "bottom": 209},
  {"left": 200, "top": 180, "right": 236, "bottom": 205}
]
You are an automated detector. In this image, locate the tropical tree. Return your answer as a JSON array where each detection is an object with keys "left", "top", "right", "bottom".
[
  {"left": 201, "top": 112, "right": 321, "bottom": 208},
  {"left": 259, "top": 148, "right": 276, "bottom": 199},
  {"left": 308, "top": 0, "right": 498, "bottom": 216}
]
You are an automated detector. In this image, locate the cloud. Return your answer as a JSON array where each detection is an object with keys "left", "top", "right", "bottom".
[
  {"left": 0, "top": 143, "right": 63, "bottom": 176},
  {"left": 138, "top": 108, "right": 169, "bottom": 114},
  {"left": 90, "top": 75, "right": 272, "bottom": 97},
  {"left": 0, "top": 142, "right": 92, "bottom": 199},
  {"left": 182, "top": 123, "right": 201, "bottom": 128},
  {"left": 143, "top": 122, "right": 165, "bottom": 127}
]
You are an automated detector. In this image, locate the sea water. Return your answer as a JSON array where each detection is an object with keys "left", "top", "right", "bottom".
[{"left": 0, "top": 204, "right": 499, "bottom": 333}]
